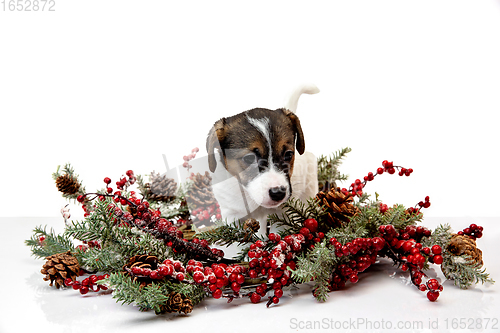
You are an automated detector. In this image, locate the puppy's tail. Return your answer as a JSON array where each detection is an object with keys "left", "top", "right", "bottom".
[{"left": 283, "top": 83, "right": 320, "bottom": 113}]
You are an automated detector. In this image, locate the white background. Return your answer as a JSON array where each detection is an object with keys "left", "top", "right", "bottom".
[
  {"left": 1, "top": 0, "right": 500, "bottom": 219},
  {"left": 1, "top": 3, "right": 500, "bottom": 333}
]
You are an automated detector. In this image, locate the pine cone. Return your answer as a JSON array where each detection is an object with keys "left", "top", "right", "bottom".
[
  {"left": 122, "top": 254, "right": 159, "bottom": 288},
  {"left": 243, "top": 218, "right": 260, "bottom": 233},
  {"left": 446, "top": 234, "right": 483, "bottom": 266},
  {"left": 180, "top": 296, "right": 193, "bottom": 314},
  {"left": 41, "top": 251, "right": 80, "bottom": 288},
  {"left": 315, "top": 187, "right": 359, "bottom": 230},
  {"left": 165, "top": 292, "right": 183, "bottom": 312},
  {"left": 159, "top": 292, "right": 193, "bottom": 314},
  {"left": 55, "top": 174, "right": 80, "bottom": 195},
  {"left": 146, "top": 172, "right": 177, "bottom": 202},
  {"left": 186, "top": 172, "right": 217, "bottom": 209}
]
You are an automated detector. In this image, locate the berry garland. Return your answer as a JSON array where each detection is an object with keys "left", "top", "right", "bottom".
[{"left": 26, "top": 148, "right": 494, "bottom": 315}]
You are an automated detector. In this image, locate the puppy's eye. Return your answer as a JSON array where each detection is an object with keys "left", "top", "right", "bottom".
[
  {"left": 242, "top": 153, "right": 257, "bottom": 165},
  {"left": 284, "top": 150, "right": 294, "bottom": 162}
]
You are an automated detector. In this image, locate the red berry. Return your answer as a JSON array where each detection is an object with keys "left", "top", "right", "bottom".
[
  {"left": 299, "top": 227, "right": 310, "bottom": 236},
  {"left": 431, "top": 245, "right": 442, "bottom": 255},
  {"left": 79, "top": 286, "right": 89, "bottom": 295},
  {"left": 433, "top": 255, "right": 443, "bottom": 265},
  {"left": 77, "top": 195, "right": 84, "bottom": 203},
  {"left": 377, "top": 167, "right": 384, "bottom": 175},
  {"left": 64, "top": 278, "right": 74, "bottom": 286},
  {"left": 304, "top": 219, "right": 318, "bottom": 233},
  {"left": 104, "top": 177, "right": 111, "bottom": 184},
  {"left": 427, "top": 291, "right": 439, "bottom": 302},
  {"left": 231, "top": 282, "right": 241, "bottom": 293},
  {"left": 176, "top": 273, "right": 185, "bottom": 281},
  {"left": 250, "top": 292, "right": 261, "bottom": 303},
  {"left": 212, "top": 288, "right": 222, "bottom": 299}
]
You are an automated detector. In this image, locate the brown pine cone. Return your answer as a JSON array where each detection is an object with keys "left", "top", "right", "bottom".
[
  {"left": 243, "top": 218, "right": 260, "bottom": 233},
  {"left": 146, "top": 172, "right": 177, "bottom": 202},
  {"left": 122, "top": 254, "right": 159, "bottom": 288},
  {"left": 315, "top": 187, "right": 359, "bottom": 230},
  {"left": 186, "top": 172, "right": 217, "bottom": 209},
  {"left": 180, "top": 296, "right": 193, "bottom": 314},
  {"left": 165, "top": 292, "right": 184, "bottom": 313},
  {"left": 158, "top": 292, "right": 194, "bottom": 314},
  {"left": 55, "top": 174, "right": 80, "bottom": 195},
  {"left": 41, "top": 251, "right": 80, "bottom": 288},
  {"left": 447, "top": 234, "right": 483, "bottom": 266}
]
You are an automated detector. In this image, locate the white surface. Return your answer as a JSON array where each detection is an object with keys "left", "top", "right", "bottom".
[
  {"left": 2, "top": 217, "right": 499, "bottom": 333},
  {"left": 1, "top": 0, "right": 500, "bottom": 218}
]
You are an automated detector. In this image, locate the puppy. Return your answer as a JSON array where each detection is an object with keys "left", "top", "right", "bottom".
[{"left": 206, "top": 84, "right": 319, "bottom": 236}]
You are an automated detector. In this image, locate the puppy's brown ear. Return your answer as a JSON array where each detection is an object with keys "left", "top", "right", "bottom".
[
  {"left": 206, "top": 118, "right": 226, "bottom": 172},
  {"left": 282, "top": 109, "right": 305, "bottom": 155}
]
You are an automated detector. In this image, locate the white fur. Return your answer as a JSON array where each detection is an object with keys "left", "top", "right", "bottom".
[
  {"left": 211, "top": 150, "right": 318, "bottom": 237},
  {"left": 245, "top": 115, "right": 290, "bottom": 209},
  {"left": 283, "top": 83, "right": 320, "bottom": 113}
]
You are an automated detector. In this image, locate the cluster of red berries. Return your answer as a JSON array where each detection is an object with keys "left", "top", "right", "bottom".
[
  {"left": 102, "top": 169, "right": 136, "bottom": 193},
  {"left": 78, "top": 187, "right": 224, "bottom": 262},
  {"left": 457, "top": 223, "right": 483, "bottom": 240},
  {"left": 244, "top": 218, "right": 325, "bottom": 306},
  {"left": 378, "top": 224, "right": 444, "bottom": 301},
  {"left": 76, "top": 240, "right": 101, "bottom": 252},
  {"left": 191, "top": 204, "right": 222, "bottom": 224},
  {"left": 346, "top": 160, "right": 414, "bottom": 197},
  {"left": 64, "top": 274, "right": 110, "bottom": 295},
  {"left": 327, "top": 236, "right": 385, "bottom": 291},
  {"left": 204, "top": 262, "right": 247, "bottom": 300},
  {"left": 183, "top": 147, "right": 199, "bottom": 170},
  {"left": 420, "top": 278, "right": 443, "bottom": 302}
]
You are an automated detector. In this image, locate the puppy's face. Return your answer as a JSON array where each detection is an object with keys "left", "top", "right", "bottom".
[{"left": 207, "top": 108, "right": 305, "bottom": 209}]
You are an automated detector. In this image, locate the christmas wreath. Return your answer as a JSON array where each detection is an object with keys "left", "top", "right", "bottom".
[{"left": 26, "top": 147, "right": 494, "bottom": 314}]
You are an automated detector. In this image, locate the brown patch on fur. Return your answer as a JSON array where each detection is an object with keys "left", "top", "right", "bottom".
[{"left": 206, "top": 107, "right": 305, "bottom": 175}]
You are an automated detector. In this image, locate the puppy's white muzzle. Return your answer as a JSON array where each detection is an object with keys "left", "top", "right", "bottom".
[{"left": 245, "top": 169, "right": 290, "bottom": 208}]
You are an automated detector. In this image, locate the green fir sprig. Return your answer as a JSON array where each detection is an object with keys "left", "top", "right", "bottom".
[
  {"left": 268, "top": 197, "right": 327, "bottom": 234},
  {"left": 25, "top": 225, "right": 75, "bottom": 259},
  {"left": 441, "top": 254, "right": 495, "bottom": 289},
  {"left": 317, "top": 147, "right": 352, "bottom": 190},
  {"left": 195, "top": 219, "right": 262, "bottom": 247}
]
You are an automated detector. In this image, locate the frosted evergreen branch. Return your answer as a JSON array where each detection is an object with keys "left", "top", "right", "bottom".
[
  {"left": 441, "top": 254, "right": 495, "bottom": 289},
  {"left": 78, "top": 246, "right": 126, "bottom": 273},
  {"left": 25, "top": 225, "right": 75, "bottom": 259},
  {"left": 194, "top": 219, "right": 261, "bottom": 247},
  {"left": 291, "top": 241, "right": 339, "bottom": 302},
  {"left": 421, "top": 224, "right": 453, "bottom": 249},
  {"left": 268, "top": 197, "right": 326, "bottom": 234}
]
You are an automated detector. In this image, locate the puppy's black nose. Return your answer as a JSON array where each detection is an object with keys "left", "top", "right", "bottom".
[{"left": 269, "top": 186, "right": 287, "bottom": 202}]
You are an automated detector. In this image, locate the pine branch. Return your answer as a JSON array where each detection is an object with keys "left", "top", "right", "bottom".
[
  {"left": 194, "top": 219, "right": 261, "bottom": 247},
  {"left": 78, "top": 246, "right": 126, "bottom": 273},
  {"left": 441, "top": 254, "right": 495, "bottom": 289},
  {"left": 421, "top": 224, "right": 453, "bottom": 249},
  {"left": 326, "top": 222, "right": 368, "bottom": 245},
  {"left": 25, "top": 225, "right": 75, "bottom": 259},
  {"left": 112, "top": 227, "right": 173, "bottom": 261},
  {"left": 103, "top": 273, "right": 169, "bottom": 313},
  {"left": 317, "top": 147, "right": 352, "bottom": 190},
  {"left": 291, "top": 241, "right": 339, "bottom": 302},
  {"left": 268, "top": 197, "right": 326, "bottom": 234},
  {"left": 102, "top": 272, "right": 205, "bottom": 313},
  {"left": 64, "top": 199, "right": 116, "bottom": 246}
]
